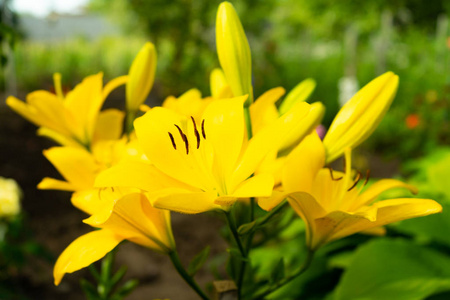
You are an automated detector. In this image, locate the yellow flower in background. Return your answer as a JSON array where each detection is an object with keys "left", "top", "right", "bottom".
[
  {"left": 96, "top": 95, "right": 319, "bottom": 214},
  {"left": 261, "top": 133, "right": 442, "bottom": 250},
  {"left": 210, "top": 68, "right": 233, "bottom": 99},
  {"left": 323, "top": 71, "right": 399, "bottom": 163},
  {"left": 0, "top": 177, "right": 21, "bottom": 217},
  {"left": 54, "top": 192, "right": 175, "bottom": 285},
  {"left": 126, "top": 42, "right": 157, "bottom": 113},
  {"left": 216, "top": 2, "right": 253, "bottom": 104},
  {"left": 278, "top": 78, "right": 317, "bottom": 115},
  {"left": 38, "top": 137, "right": 148, "bottom": 215},
  {"left": 6, "top": 73, "right": 127, "bottom": 148}
]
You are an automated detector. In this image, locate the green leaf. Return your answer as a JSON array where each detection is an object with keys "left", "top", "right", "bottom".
[
  {"left": 333, "top": 239, "right": 450, "bottom": 300},
  {"left": 271, "top": 259, "right": 285, "bottom": 283},
  {"left": 110, "top": 279, "right": 139, "bottom": 300},
  {"left": 187, "top": 246, "right": 210, "bottom": 276},
  {"left": 80, "top": 279, "right": 100, "bottom": 300},
  {"left": 394, "top": 202, "right": 450, "bottom": 248},
  {"left": 110, "top": 265, "right": 128, "bottom": 286}
]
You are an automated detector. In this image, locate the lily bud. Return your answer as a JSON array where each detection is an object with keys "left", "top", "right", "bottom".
[
  {"left": 279, "top": 78, "right": 316, "bottom": 115},
  {"left": 216, "top": 2, "right": 253, "bottom": 105},
  {"left": 323, "top": 71, "right": 399, "bottom": 163},
  {"left": 210, "top": 68, "right": 232, "bottom": 99},
  {"left": 126, "top": 42, "right": 157, "bottom": 112}
]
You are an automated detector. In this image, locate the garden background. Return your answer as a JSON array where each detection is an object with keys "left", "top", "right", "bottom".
[{"left": 0, "top": 0, "right": 449, "bottom": 299}]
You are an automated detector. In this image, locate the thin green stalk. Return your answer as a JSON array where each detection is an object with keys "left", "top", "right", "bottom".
[
  {"left": 253, "top": 249, "right": 315, "bottom": 299},
  {"left": 237, "top": 198, "right": 256, "bottom": 298},
  {"left": 244, "top": 106, "right": 253, "bottom": 141},
  {"left": 238, "top": 199, "right": 288, "bottom": 235},
  {"left": 225, "top": 212, "right": 246, "bottom": 256},
  {"left": 126, "top": 110, "right": 137, "bottom": 135},
  {"left": 169, "top": 251, "right": 209, "bottom": 300}
]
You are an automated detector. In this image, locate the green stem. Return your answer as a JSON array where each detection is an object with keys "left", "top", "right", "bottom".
[
  {"left": 169, "top": 251, "right": 209, "bottom": 300},
  {"left": 225, "top": 212, "right": 246, "bottom": 256},
  {"left": 126, "top": 110, "right": 137, "bottom": 135},
  {"left": 243, "top": 106, "right": 253, "bottom": 141},
  {"left": 237, "top": 198, "right": 256, "bottom": 298},
  {"left": 238, "top": 199, "right": 288, "bottom": 235},
  {"left": 253, "top": 249, "right": 315, "bottom": 299}
]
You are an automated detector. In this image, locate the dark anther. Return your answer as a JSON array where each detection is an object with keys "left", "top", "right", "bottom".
[
  {"left": 174, "top": 124, "right": 189, "bottom": 154},
  {"left": 347, "top": 171, "right": 362, "bottom": 191},
  {"left": 363, "top": 169, "right": 371, "bottom": 186},
  {"left": 329, "top": 167, "right": 343, "bottom": 181},
  {"left": 191, "top": 116, "right": 200, "bottom": 149},
  {"left": 168, "top": 132, "right": 177, "bottom": 150},
  {"left": 201, "top": 119, "right": 206, "bottom": 139}
]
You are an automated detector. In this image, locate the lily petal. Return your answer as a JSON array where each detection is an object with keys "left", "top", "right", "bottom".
[
  {"left": 233, "top": 101, "right": 323, "bottom": 186},
  {"left": 95, "top": 161, "right": 193, "bottom": 192},
  {"left": 54, "top": 229, "right": 123, "bottom": 285},
  {"left": 352, "top": 179, "right": 418, "bottom": 209},
  {"left": 43, "top": 147, "right": 98, "bottom": 190},
  {"left": 250, "top": 87, "right": 285, "bottom": 134},
  {"left": 64, "top": 73, "right": 104, "bottom": 142},
  {"left": 93, "top": 109, "right": 125, "bottom": 141},
  {"left": 151, "top": 189, "right": 221, "bottom": 214},
  {"left": 37, "top": 127, "right": 83, "bottom": 148},
  {"left": 201, "top": 97, "right": 246, "bottom": 186},
  {"left": 84, "top": 193, "right": 173, "bottom": 252},
  {"left": 283, "top": 132, "right": 325, "bottom": 193},
  {"left": 279, "top": 101, "right": 325, "bottom": 151},
  {"left": 287, "top": 192, "right": 327, "bottom": 249},
  {"left": 38, "top": 177, "right": 76, "bottom": 191},
  {"left": 330, "top": 198, "right": 442, "bottom": 242},
  {"left": 210, "top": 68, "right": 233, "bottom": 99}
]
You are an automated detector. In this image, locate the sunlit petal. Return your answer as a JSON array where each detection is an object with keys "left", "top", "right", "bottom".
[{"left": 54, "top": 229, "right": 123, "bottom": 285}]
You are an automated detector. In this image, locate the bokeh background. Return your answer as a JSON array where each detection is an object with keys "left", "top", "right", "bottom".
[{"left": 0, "top": 0, "right": 449, "bottom": 299}]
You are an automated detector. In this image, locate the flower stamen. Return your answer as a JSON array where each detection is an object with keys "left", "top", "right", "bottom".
[
  {"left": 363, "top": 169, "right": 370, "bottom": 186},
  {"left": 329, "top": 167, "right": 343, "bottom": 181},
  {"left": 201, "top": 119, "right": 206, "bottom": 139},
  {"left": 174, "top": 124, "right": 189, "bottom": 154},
  {"left": 347, "top": 171, "right": 362, "bottom": 191},
  {"left": 191, "top": 116, "right": 201, "bottom": 149},
  {"left": 168, "top": 132, "right": 177, "bottom": 150}
]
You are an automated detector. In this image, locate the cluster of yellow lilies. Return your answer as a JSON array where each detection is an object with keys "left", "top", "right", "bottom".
[{"left": 6, "top": 1, "right": 442, "bottom": 295}]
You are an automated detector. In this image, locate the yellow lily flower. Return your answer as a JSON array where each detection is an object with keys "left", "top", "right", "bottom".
[
  {"left": 38, "top": 137, "right": 148, "bottom": 215},
  {"left": 6, "top": 73, "right": 127, "bottom": 148},
  {"left": 260, "top": 133, "right": 442, "bottom": 250},
  {"left": 162, "top": 89, "right": 212, "bottom": 121},
  {"left": 54, "top": 192, "right": 175, "bottom": 285},
  {"left": 216, "top": 2, "right": 253, "bottom": 104},
  {"left": 95, "top": 96, "right": 316, "bottom": 214},
  {"left": 323, "top": 71, "right": 399, "bottom": 163},
  {"left": 126, "top": 42, "right": 157, "bottom": 112}
]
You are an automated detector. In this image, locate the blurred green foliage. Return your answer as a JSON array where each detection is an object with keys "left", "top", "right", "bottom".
[{"left": 5, "top": 0, "right": 447, "bottom": 158}]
